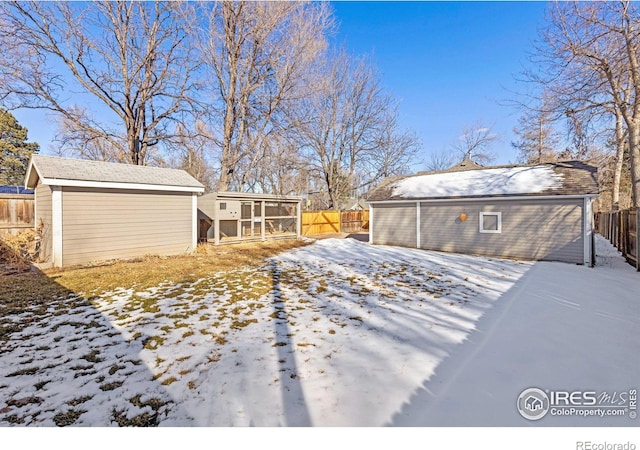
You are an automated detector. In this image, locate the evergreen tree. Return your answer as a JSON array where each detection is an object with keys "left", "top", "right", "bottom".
[{"left": 0, "top": 109, "right": 39, "bottom": 186}]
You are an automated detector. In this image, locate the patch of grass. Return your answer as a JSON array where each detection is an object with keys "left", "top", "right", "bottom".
[
  {"left": 2, "top": 414, "right": 25, "bottom": 424},
  {"left": 182, "top": 330, "right": 195, "bottom": 339},
  {"left": 47, "top": 240, "right": 309, "bottom": 296},
  {"left": 53, "top": 409, "right": 86, "bottom": 427},
  {"left": 100, "top": 381, "right": 124, "bottom": 391},
  {"left": 161, "top": 377, "right": 177, "bottom": 386},
  {"left": 230, "top": 318, "right": 258, "bottom": 329},
  {"left": 34, "top": 380, "right": 50, "bottom": 390},
  {"left": 7, "top": 396, "right": 43, "bottom": 407},
  {"left": 316, "top": 280, "right": 329, "bottom": 294},
  {"left": 142, "top": 335, "right": 165, "bottom": 350},
  {"left": 67, "top": 396, "right": 92, "bottom": 407},
  {"left": 7, "top": 366, "right": 40, "bottom": 377},
  {"left": 81, "top": 350, "right": 102, "bottom": 363},
  {"left": 109, "top": 365, "right": 125, "bottom": 375}
]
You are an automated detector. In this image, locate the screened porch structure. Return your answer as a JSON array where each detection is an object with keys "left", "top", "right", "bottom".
[{"left": 197, "top": 192, "right": 302, "bottom": 245}]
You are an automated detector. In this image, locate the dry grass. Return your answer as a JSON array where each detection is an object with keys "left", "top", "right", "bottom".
[
  {"left": 0, "top": 229, "right": 41, "bottom": 274},
  {"left": 0, "top": 239, "right": 309, "bottom": 302}
]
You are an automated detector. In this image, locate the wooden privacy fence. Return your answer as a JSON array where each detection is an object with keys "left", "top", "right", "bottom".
[
  {"left": 0, "top": 193, "right": 34, "bottom": 237},
  {"left": 340, "top": 210, "right": 370, "bottom": 233},
  {"left": 595, "top": 209, "right": 639, "bottom": 271},
  {"left": 302, "top": 210, "right": 369, "bottom": 236}
]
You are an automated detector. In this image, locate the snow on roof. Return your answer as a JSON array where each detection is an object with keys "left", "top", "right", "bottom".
[{"left": 391, "top": 165, "right": 564, "bottom": 199}]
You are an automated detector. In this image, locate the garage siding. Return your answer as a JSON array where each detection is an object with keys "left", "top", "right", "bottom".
[
  {"left": 61, "top": 187, "right": 193, "bottom": 266},
  {"left": 419, "top": 198, "right": 584, "bottom": 263},
  {"left": 35, "top": 180, "right": 52, "bottom": 263},
  {"left": 372, "top": 203, "right": 416, "bottom": 248}
]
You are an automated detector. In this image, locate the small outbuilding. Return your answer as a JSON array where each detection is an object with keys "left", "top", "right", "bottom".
[
  {"left": 198, "top": 192, "right": 302, "bottom": 244},
  {"left": 25, "top": 155, "right": 204, "bottom": 267},
  {"left": 367, "top": 160, "right": 599, "bottom": 265}
]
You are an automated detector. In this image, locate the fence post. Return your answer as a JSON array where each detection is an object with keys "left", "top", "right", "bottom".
[{"left": 636, "top": 209, "right": 640, "bottom": 272}]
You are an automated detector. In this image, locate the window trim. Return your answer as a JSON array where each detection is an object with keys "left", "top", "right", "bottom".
[{"left": 479, "top": 211, "right": 502, "bottom": 234}]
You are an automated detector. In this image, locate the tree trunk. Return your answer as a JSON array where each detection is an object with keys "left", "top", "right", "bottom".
[
  {"left": 627, "top": 123, "right": 640, "bottom": 209},
  {"left": 612, "top": 111, "right": 625, "bottom": 210}
]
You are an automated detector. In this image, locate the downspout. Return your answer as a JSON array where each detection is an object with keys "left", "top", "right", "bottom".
[
  {"left": 416, "top": 201, "right": 421, "bottom": 249},
  {"left": 369, "top": 205, "right": 374, "bottom": 244}
]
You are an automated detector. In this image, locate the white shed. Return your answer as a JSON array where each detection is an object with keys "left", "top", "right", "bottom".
[{"left": 25, "top": 155, "right": 204, "bottom": 267}]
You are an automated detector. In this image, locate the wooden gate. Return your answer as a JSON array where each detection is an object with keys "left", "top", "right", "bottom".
[{"left": 340, "top": 210, "right": 369, "bottom": 233}]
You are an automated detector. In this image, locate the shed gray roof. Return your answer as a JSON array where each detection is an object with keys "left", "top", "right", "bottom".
[
  {"left": 26, "top": 155, "right": 204, "bottom": 191},
  {"left": 367, "top": 160, "right": 599, "bottom": 202}
]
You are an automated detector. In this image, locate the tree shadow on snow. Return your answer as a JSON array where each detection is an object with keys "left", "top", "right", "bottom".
[
  {"left": 269, "top": 260, "right": 312, "bottom": 426},
  {"left": 0, "top": 265, "right": 190, "bottom": 426}
]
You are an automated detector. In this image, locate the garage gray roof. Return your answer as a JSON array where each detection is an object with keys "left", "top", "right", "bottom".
[
  {"left": 367, "top": 160, "right": 599, "bottom": 201},
  {"left": 26, "top": 155, "right": 204, "bottom": 191}
]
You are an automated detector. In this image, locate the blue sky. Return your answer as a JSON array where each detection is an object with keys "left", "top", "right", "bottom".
[
  {"left": 331, "top": 1, "right": 549, "bottom": 167},
  {"left": 14, "top": 1, "right": 549, "bottom": 169}
]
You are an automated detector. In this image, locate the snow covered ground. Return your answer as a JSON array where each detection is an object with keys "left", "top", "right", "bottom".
[{"left": 0, "top": 236, "right": 638, "bottom": 427}]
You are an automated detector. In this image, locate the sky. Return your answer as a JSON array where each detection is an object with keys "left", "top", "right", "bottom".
[
  {"left": 330, "top": 1, "right": 550, "bottom": 168},
  {"left": 13, "top": 1, "right": 550, "bottom": 170}
]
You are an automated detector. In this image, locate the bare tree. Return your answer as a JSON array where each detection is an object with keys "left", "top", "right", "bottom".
[
  {"left": 166, "top": 122, "right": 217, "bottom": 191},
  {"left": 424, "top": 148, "right": 457, "bottom": 171},
  {"left": 0, "top": 1, "right": 197, "bottom": 165},
  {"left": 296, "top": 49, "right": 419, "bottom": 209},
  {"left": 530, "top": 1, "right": 640, "bottom": 208},
  {"left": 251, "top": 136, "right": 309, "bottom": 196},
  {"left": 197, "top": 1, "right": 332, "bottom": 191},
  {"left": 53, "top": 107, "right": 127, "bottom": 162},
  {"left": 452, "top": 121, "right": 498, "bottom": 165},
  {"left": 511, "top": 93, "right": 561, "bottom": 164}
]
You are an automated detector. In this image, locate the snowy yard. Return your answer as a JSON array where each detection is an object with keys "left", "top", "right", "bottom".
[{"left": 0, "top": 236, "right": 638, "bottom": 427}]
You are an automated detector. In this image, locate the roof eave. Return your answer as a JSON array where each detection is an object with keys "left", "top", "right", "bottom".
[
  {"left": 24, "top": 157, "right": 41, "bottom": 189},
  {"left": 367, "top": 193, "right": 600, "bottom": 204},
  {"left": 38, "top": 177, "right": 205, "bottom": 193}
]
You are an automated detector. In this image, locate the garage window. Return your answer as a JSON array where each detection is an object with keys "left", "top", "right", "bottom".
[{"left": 479, "top": 212, "right": 501, "bottom": 233}]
